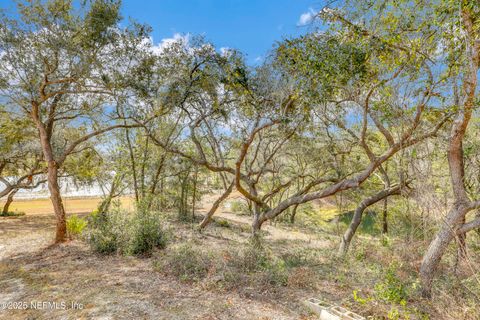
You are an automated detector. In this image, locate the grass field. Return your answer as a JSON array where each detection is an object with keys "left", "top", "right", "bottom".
[{"left": 0, "top": 196, "right": 135, "bottom": 215}]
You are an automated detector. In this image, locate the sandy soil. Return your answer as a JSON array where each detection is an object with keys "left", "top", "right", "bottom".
[
  {"left": 1, "top": 196, "right": 135, "bottom": 215},
  {"left": 0, "top": 194, "right": 320, "bottom": 320}
]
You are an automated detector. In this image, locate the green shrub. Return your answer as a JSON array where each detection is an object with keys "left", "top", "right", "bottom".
[
  {"left": 161, "top": 242, "right": 213, "bottom": 281},
  {"left": 85, "top": 209, "right": 129, "bottom": 254},
  {"left": 66, "top": 214, "right": 87, "bottom": 239},
  {"left": 230, "top": 200, "right": 250, "bottom": 215},
  {"left": 86, "top": 207, "right": 167, "bottom": 256},
  {"left": 214, "top": 218, "right": 231, "bottom": 228},
  {"left": 281, "top": 247, "right": 320, "bottom": 268},
  {"left": 227, "top": 240, "right": 288, "bottom": 286},
  {"left": 227, "top": 239, "right": 267, "bottom": 272},
  {"left": 261, "top": 258, "right": 289, "bottom": 286},
  {"left": 128, "top": 211, "right": 167, "bottom": 256},
  {"left": 158, "top": 239, "right": 289, "bottom": 287},
  {"left": 374, "top": 264, "right": 408, "bottom": 305},
  {"left": 0, "top": 211, "right": 25, "bottom": 217}
]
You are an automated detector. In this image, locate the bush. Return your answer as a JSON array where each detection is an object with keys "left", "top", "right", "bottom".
[
  {"left": 0, "top": 211, "right": 25, "bottom": 217},
  {"left": 214, "top": 218, "right": 231, "bottom": 228},
  {"left": 66, "top": 214, "right": 87, "bottom": 239},
  {"left": 86, "top": 209, "right": 129, "bottom": 254},
  {"left": 374, "top": 264, "right": 408, "bottom": 305},
  {"left": 230, "top": 200, "right": 250, "bottom": 215},
  {"left": 86, "top": 208, "right": 168, "bottom": 256},
  {"left": 281, "top": 247, "right": 320, "bottom": 268},
  {"left": 227, "top": 240, "right": 288, "bottom": 286},
  {"left": 160, "top": 242, "right": 213, "bottom": 281},
  {"left": 128, "top": 211, "right": 167, "bottom": 256},
  {"left": 157, "top": 239, "right": 289, "bottom": 287}
]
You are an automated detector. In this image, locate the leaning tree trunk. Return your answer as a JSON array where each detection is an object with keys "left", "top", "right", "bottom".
[
  {"left": 2, "top": 188, "right": 18, "bottom": 215},
  {"left": 338, "top": 185, "right": 402, "bottom": 256},
  {"left": 419, "top": 204, "right": 469, "bottom": 297},
  {"left": 198, "top": 181, "right": 234, "bottom": 230},
  {"left": 98, "top": 174, "right": 120, "bottom": 214},
  {"left": 125, "top": 127, "right": 139, "bottom": 202},
  {"left": 419, "top": 7, "right": 479, "bottom": 297},
  {"left": 289, "top": 203, "right": 300, "bottom": 224}
]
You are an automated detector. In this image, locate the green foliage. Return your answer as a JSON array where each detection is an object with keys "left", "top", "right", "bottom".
[
  {"left": 158, "top": 239, "right": 291, "bottom": 287},
  {"left": 86, "top": 209, "right": 129, "bottom": 254},
  {"left": 63, "top": 149, "right": 104, "bottom": 183},
  {"left": 214, "top": 218, "right": 231, "bottom": 228},
  {"left": 353, "top": 290, "right": 373, "bottom": 305},
  {"left": 224, "top": 240, "right": 289, "bottom": 286},
  {"left": 0, "top": 211, "right": 26, "bottom": 217},
  {"left": 128, "top": 210, "right": 168, "bottom": 256},
  {"left": 230, "top": 200, "right": 250, "bottom": 215},
  {"left": 276, "top": 33, "right": 370, "bottom": 101},
  {"left": 159, "top": 242, "right": 212, "bottom": 282},
  {"left": 66, "top": 214, "right": 87, "bottom": 239},
  {"left": 280, "top": 248, "right": 320, "bottom": 268},
  {"left": 86, "top": 207, "right": 167, "bottom": 256},
  {"left": 374, "top": 264, "right": 408, "bottom": 305},
  {"left": 339, "top": 210, "right": 380, "bottom": 236}
]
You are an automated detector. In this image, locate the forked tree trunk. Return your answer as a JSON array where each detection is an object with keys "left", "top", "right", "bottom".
[
  {"left": 338, "top": 186, "right": 401, "bottom": 256},
  {"left": 2, "top": 188, "right": 18, "bottom": 215}
]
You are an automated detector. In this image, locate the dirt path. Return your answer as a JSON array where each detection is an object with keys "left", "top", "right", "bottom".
[{"left": 197, "top": 192, "right": 329, "bottom": 249}]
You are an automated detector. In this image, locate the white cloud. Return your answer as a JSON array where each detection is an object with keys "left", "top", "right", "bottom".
[
  {"left": 151, "top": 33, "right": 190, "bottom": 55},
  {"left": 298, "top": 8, "right": 317, "bottom": 26},
  {"left": 220, "top": 47, "right": 232, "bottom": 57}
]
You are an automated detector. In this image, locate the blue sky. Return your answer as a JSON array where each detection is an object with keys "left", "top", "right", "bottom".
[
  {"left": 0, "top": 0, "right": 324, "bottom": 64},
  {"left": 121, "top": 0, "right": 323, "bottom": 64}
]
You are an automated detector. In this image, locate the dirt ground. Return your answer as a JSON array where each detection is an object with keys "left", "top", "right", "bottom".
[{"left": 0, "top": 195, "right": 323, "bottom": 320}]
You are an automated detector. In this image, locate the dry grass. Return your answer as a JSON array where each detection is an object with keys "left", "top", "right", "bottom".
[
  {"left": 0, "top": 196, "right": 134, "bottom": 216},
  {"left": 0, "top": 196, "right": 316, "bottom": 319},
  {"left": 1, "top": 193, "right": 479, "bottom": 319}
]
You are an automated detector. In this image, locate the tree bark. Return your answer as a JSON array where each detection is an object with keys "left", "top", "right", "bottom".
[
  {"left": 289, "top": 203, "right": 300, "bottom": 224},
  {"left": 2, "top": 188, "right": 18, "bottom": 215},
  {"left": 31, "top": 102, "right": 68, "bottom": 243},
  {"left": 420, "top": 204, "right": 469, "bottom": 297},
  {"left": 419, "top": 7, "right": 479, "bottom": 297},
  {"left": 338, "top": 185, "right": 402, "bottom": 256},
  {"left": 382, "top": 198, "right": 388, "bottom": 234},
  {"left": 192, "top": 165, "right": 198, "bottom": 219},
  {"left": 47, "top": 161, "right": 67, "bottom": 243},
  {"left": 125, "top": 127, "right": 139, "bottom": 202},
  {"left": 198, "top": 180, "right": 234, "bottom": 229},
  {"left": 252, "top": 203, "right": 264, "bottom": 235}
]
